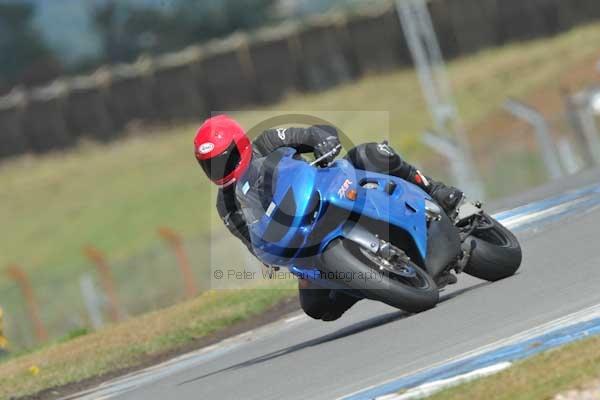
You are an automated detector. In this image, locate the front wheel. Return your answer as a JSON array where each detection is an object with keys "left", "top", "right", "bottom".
[
  {"left": 464, "top": 214, "right": 522, "bottom": 281},
  {"left": 321, "top": 239, "right": 439, "bottom": 313}
]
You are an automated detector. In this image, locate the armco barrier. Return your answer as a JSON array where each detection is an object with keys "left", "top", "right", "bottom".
[
  {"left": 199, "top": 36, "right": 260, "bottom": 111},
  {"left": 428, "top": 0, "right": 460, "bottom": 58},
  {"left": 152, "top": 48, "right": 206, "bottom": 120},
  {"left": 446, "top": 0, "right": 500, "bottom": 54},
  {"left": 23, "top": 83, "right": 72, "bottom": 153},
  {"left": 248, "top": 25, "right": 301, "bottom": 104},
  {"left": 105, "top": 62, "right": 155, "bottom": 129},
  {"left": 65, "top": 75, "right": 114, "bottom": 141},
  {"left": 527, "top": 0, "right": 562, "bottom": 37},
  {"left": 497, "top": 0, "right": 537, "bottom": 42},
  {"left": 345, "top": 7, "right": 410, "bottom": 74},
  {"left": 295, "top": 16, "right": 355, "bottom": 91},
  {"left": 2, "top": 0, "right": 600, "bottom": 160},
  {"left": 0, "top": 91, "right": 27, "bottom": 158},
  {"left": 562, "top": 0, "right": 600, "bottom": 28}
]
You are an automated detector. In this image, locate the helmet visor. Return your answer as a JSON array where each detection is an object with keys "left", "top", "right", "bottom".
[{"left": 199, "top": 141, "right": 241, "bottom": 183}]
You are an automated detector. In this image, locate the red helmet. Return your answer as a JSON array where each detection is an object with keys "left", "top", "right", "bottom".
[{"left": 194, "top": 115, "right": 252, "bottom": 187}]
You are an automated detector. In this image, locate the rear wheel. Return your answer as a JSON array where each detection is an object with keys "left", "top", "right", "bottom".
[
  {"left": 321, "top": 239, "right": 439, "bottom": 313},
  {"left": 464, "top": 214, "right": 522, "bottom": 281}
]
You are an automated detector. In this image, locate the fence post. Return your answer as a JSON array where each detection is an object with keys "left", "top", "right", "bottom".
[
  {"left": 158, "top": 227, "right": 198, "bottom": 299},
  {"left": 0, "top": 306, "right": 7, "bottom": 349},
  {"left": 573, "top": 91, "right": 600, "bottom": 165},
  {"left": 562, "top": 89, "right": 598, "bottom": 167},
  {"left": 6, "top": 265, "right": 47, "bottom": 342},
  {"left": 79, "top": 274, "right": 105, "bottom": 329},
  {"left": 504, "top": 99, "right": 564, "bottom": 179},
  {"left": 422, "top": 131, "right": 485, "bottom": 200},
  {"left": 557, "top": 138, "right": 582, "bottom": 175},
  {"left": 397, "top": 0, "right": 485, "bottom": 200},
  {"left": 84, "top": 246, "right": 121, "bottom": 322},
  {"left": 0, "top": 89, "right": 27, "bottom": 159}
]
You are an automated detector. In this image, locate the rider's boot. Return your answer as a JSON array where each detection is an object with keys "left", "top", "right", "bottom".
[
  {"left": 426, "top": 179, "right": 464, "bottom": 218},
  {"left": 406, "top": 169, "right": 464, "bottom": 217}
]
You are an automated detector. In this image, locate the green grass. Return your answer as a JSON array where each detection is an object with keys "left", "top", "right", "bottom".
[
  {"left": 2, "top": 22, "right": 600, "bottom": 281},
  {"left": 2, "top": 21, "right": 600, "bottom": 348},
  {"left": 428, "top": 334, "right": 600, "bottom": 400},
  {"left": 0, "top": 281, "right": 296, "bottom": 399}
]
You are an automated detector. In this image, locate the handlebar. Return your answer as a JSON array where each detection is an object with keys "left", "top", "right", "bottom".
[{"left": 309, "top": 144, "right": 342, "bottom": 167}]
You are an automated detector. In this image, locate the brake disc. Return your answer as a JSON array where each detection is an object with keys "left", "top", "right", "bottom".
[{"left": 360, "top": 247, "right": 417, "bottom": 278}]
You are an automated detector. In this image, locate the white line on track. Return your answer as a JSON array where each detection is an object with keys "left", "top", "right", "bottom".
[
  {"left": 499, "top": 194, "right": 596, "bottom": 229},
  {"left": 339, "top": 302, "right": 600, "bottom": 400},
  {"left": 284, "top": 314, "right": 309, "bottom": 324}
]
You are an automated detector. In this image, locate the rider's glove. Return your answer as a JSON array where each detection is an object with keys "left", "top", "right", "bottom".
[{"left": 313, "top": 134, "right": 341, "bottom": 166}]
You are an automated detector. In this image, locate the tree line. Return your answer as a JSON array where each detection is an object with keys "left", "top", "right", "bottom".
[{"left": 0, "top": 0, "right": 277, "bottom": 95}]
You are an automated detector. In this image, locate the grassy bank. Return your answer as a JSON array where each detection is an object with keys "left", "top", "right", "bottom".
[
  {"left": 2, "top": 22, "right": 600, "bottom": 281},
  {"left": 0, "top": 281, "right": 296, "bottom": 399},
  {"left": 429, "top": 334, "right": 600, "bottom": 400}
]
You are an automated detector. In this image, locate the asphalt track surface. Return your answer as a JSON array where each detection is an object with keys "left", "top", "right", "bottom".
[{"left": 74, "top": 170, "right": 600, "bottom": 400}]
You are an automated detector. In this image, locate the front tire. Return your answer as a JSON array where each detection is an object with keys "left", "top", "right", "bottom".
[
  {"left": 464, "top": 214, "right": 522, "bottom": 281},
  {"left": 321, "top": 239, "right": 439, "bottom": 313}
]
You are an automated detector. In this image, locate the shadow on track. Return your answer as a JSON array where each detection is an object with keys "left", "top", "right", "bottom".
[
  {"left": 439, "top": 282, "right": 490, "bottom": 303},
  {"left": 178, "top": 282, "right": 489, "bottom": 386}
]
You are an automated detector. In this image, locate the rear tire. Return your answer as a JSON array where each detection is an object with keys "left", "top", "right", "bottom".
[
  {"left": 464, "top": 214, "right": 522, "bottom": 282},
  {"left": 321, "top": 239, "right": 439, "bottom": 313}
]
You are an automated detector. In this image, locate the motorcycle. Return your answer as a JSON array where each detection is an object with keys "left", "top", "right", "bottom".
[{"left": 241, "top": 146, "right": 522, "bottom": 313}]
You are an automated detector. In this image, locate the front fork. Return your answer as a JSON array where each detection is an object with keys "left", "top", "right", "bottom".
[{"left": 340, "top": 223, "right": 410, "bottom": 263}]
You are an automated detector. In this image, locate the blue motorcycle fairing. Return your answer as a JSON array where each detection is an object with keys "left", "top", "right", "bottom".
[{"left": 246, "top": 148, "right": 431, "bottom": 274}]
